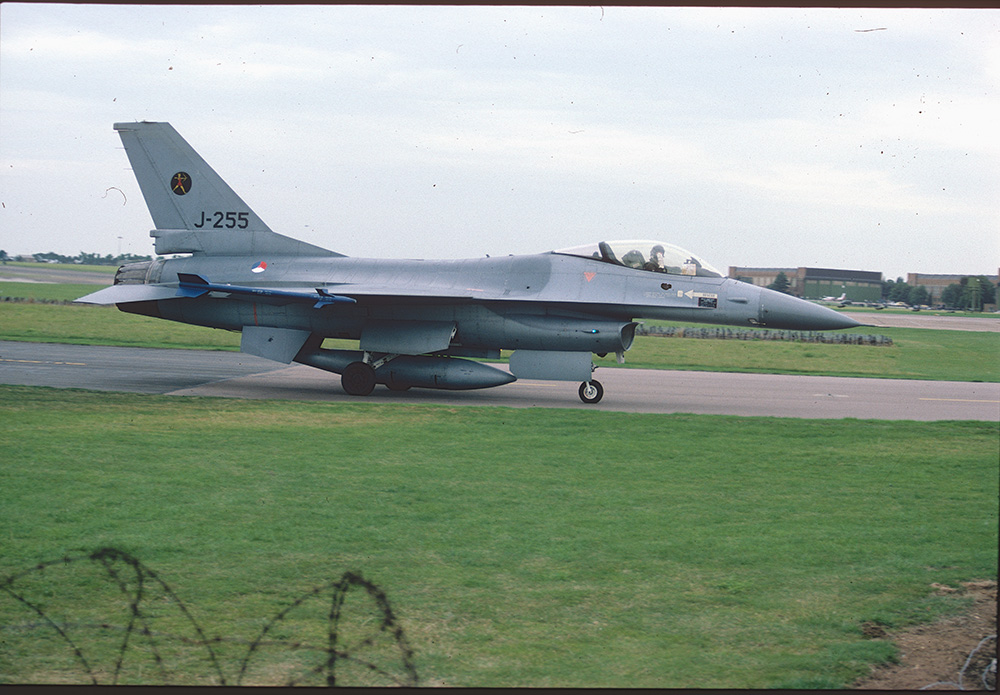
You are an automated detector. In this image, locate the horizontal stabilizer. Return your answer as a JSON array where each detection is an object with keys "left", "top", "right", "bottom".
[{"left": 74, "top": 284, "right": 179, "bottom": 305}]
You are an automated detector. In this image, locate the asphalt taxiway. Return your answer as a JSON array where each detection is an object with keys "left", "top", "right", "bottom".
[
  {"left": 841, "top": 312, "right": 1000, "bottom": 332},
  {"left": 2, "top": 341, "right": 996, "bottom": 421}
]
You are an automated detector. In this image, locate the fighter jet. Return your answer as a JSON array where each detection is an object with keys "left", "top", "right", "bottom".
[{"left": 77, "top": 122, "right": 862, "bottom": 403}]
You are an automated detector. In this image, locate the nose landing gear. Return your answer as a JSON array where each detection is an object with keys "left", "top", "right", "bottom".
[{"left": 578, "top": 380, "right": 604, "bottom": 404}]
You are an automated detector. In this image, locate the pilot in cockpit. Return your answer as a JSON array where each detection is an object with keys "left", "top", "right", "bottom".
[
  {"left": 644, "top": 245, "right": 666, "bottom": 272},
  {"left": 621, "top": 249, "right": 645, "bottom": 269}
]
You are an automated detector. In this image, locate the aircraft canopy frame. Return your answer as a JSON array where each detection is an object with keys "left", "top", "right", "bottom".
[{"left": 552, "top": 240, "right": 723, "bottom": 278}]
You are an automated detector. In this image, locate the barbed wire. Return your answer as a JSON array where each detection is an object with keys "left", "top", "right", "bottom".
[
  {"left": 919, "top": 634, "right": 997, "bottom": 691},
  {"left": 0, "top": 547, "right": 417, "bottom": 686}
]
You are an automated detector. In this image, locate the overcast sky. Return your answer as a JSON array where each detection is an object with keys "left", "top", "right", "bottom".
[{"left": 1, "top": 4, "right": 997, "bottom": 281}]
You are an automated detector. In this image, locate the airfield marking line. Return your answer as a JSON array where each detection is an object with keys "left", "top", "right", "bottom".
[
  {"left": 0, "top": 357, "right": 87, "bottom": 366},
  {"left": 918, "top": 397, "right": 1000, "bottom": 403}
]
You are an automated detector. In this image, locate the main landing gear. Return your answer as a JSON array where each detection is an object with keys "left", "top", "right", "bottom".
[
  {"left": 578, "top": 380, "right": 604, "bottom": 404},
  {"left": 342, "top": 352, "right": 405, "bottom": 396},
  {"left": 342, "top": 361, "right": 376, "bottom": 396},
  {"left": 342, "top": 352, "right": 605, "bottom": 404}
]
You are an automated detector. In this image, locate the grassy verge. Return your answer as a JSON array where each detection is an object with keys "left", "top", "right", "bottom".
[
  {"left": 0, "top": 262, "right": 118, "bottom": 274},
  {"left": 598, "top": 323, "right": 1000, "bottom": 382},
  {"left": 1, "top": 385, "right": 996, "bottom": 687},
  {"left": 2, "top": 301, "right": 998, "bottom": 382},
  {"left": 0, "top": 302, "right": 243, "bottom": 351},
  {"left": 0, "top": 283, "right": 111, "bottom": 303}
]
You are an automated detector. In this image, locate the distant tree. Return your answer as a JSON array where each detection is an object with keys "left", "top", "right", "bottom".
[
  {"left": 28, "top": 251, "right": 152, "bottom": 266},
  {"left": 938, "top": 277, "right": 996, "bottom": 310},
  {"left": 888, "top": 281, "right": 912, "bottom": 303},
  {"left": 963, "top": 276, "right": 996, "bottom": 312},
  {"left": 882, "top": 277, "right": 907, "bottom": 301},
  {"left": 907, "top": 285, "right": 929, "bottom": 307},
  {"left": 767, "top": 272, "right": 791, "bottom": 294},
  {"left": 941, "top": 283, "right": 963, "bottom": 307},
  {"left": 0, "top": 250, "right": 8, "bottom": 264}
]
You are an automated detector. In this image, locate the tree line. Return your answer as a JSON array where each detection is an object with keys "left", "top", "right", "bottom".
[
  {"left": 883, "top": 276, "right": 996, "bottom": 310},
  {"left": 0, "top": 250, "right": 153, "bottom": 266},
  {"left": 765, "top": 271, "right": 996, "bottom": 310}
]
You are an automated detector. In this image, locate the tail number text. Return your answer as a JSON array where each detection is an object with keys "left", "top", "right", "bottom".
[{"left": 194, "top": 211, "right": 250, "bottom": 229}]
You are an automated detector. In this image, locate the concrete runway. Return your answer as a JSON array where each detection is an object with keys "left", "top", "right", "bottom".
[
  {"left": 2, "top": 341, "right": 997, "bottom": 421},
  {"left": 842, "top": 312, "right": 1000, "bottom": 332},
  {"left": 0, "top": 265, "right": 113, "bottom": 285}
]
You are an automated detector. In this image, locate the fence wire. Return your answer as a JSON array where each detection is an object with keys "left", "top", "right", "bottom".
[
  {"left": 0, "top": 547, "right": 417, "bottom": 686},
  {"left": 920, "top": 634, "right": 997, "bottom": 691}
]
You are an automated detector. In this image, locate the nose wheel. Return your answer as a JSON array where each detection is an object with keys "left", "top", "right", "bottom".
[{"left": 578, "top": 380, "right": 604, "bottom": 404}]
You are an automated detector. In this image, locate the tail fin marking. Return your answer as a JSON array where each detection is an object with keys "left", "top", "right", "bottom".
[{"left": 114, "top": 122, "right": 339, "bottom": 258}]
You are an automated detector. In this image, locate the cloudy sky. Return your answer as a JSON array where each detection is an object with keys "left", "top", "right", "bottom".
[{"left": 1, "top": 3, "right": 997, "bottom": 281}]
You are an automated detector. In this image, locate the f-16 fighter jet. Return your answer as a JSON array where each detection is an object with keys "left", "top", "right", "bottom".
[{"left": 78, "top": 122, "right": 861, "bottom": 403}]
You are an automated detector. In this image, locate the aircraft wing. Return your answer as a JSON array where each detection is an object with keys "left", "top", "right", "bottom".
[
  {"left": 77, "top": 274, "right": 706, "bottom": 309},
  {"left": 76, "top": 274, "right": 357, "bottom": 308}
]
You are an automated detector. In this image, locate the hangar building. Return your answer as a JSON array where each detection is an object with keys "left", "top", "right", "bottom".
[{"left": 728, "top": 267, "right": 883, "bottom": 302}]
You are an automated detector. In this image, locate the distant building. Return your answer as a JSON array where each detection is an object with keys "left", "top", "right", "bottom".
[
  {"left": 907, "top": 272, "right": 1000, "bottom": 305},
  {"left": 728, "top": 267, "right": 802, "bottom": 294},
  {"left": 729, "top": 267, "right": 883, "bottom": 302}
]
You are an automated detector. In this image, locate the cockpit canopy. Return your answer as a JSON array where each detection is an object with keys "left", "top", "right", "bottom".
[{"left": 553, "top": 240, "right": 723, "bottom": 278}]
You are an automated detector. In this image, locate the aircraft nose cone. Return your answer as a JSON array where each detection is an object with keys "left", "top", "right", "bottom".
[{"left": 758, "top": 289, "right": 864, "bottom": 330}]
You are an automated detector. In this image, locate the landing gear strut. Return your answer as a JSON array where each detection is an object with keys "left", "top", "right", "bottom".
[
  {"left": 342, "top": 361, "right": 376, "bottom": 396},
  {"left": 578, "top": 380, "right": 604, "bottom": 404}
]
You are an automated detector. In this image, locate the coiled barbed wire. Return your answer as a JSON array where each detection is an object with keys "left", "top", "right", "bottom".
[
  {"left": 1, "top": 547, "right": 417, "bottom": 686},
  {"left": 920, "top": 634, "right": 997, "bottom": 691}
]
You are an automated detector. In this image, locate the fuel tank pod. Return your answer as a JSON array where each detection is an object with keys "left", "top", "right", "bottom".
[{"left": 295, "top": 348, "right": 515, "bottom": 391}]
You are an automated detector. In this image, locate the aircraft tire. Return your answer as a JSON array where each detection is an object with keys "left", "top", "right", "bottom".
[
  {"left": 342, "top": 361, "right": 376, "bottom": 396},
  {"left": 386, "top": 382, "right": 412, "bottom": 392},
  {"left": 579, "top": 380, "right": 604, "bottom": 404}
]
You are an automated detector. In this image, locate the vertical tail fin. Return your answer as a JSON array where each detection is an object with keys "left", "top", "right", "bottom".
[{"left": 114, "top": 122, "right": 339, "bottom": 257}]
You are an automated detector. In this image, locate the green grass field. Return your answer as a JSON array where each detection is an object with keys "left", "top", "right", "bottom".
[
  {"left": 0, "top": 262, "right": 118, "bottom": 274},
  {"left": 1, "top": 281, "right": 997, "bottom": 686},
  {"left": 0, "top": 283, "right": 112, "bottom": 303},
  {"left": 1, "top": 385, "right": 996, "bottom": 687},
  {"left": 2, "top": 300, "right": 998, "bottom": 382}
]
